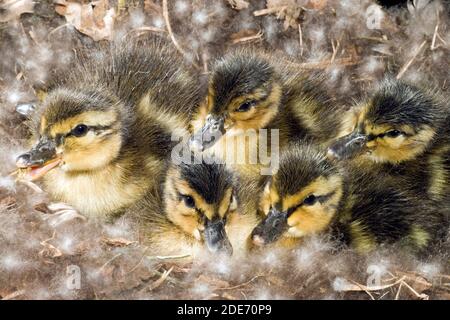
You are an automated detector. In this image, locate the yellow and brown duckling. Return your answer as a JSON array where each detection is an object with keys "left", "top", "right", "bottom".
[
  {"left": 250, "top": 143, "right": 447, "bottom": 255},
  {"left": 328, "top": 77, "right": 450, "bottom": 203},
  {"left": 14, "top": 37, "right": 201, "bottom": 219},
  {"left": 140, "top": 158, "right": 258, "bottom": 258},
  {"left": 189, "top": 49, "right": 346, "bottom": 173}
]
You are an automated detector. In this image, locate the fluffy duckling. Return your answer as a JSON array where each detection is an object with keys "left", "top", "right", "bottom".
[
  {"left": 139, "top": 158, "right": 258, "bottom": 258},
  {"left": 14, "top": 37, "right": 201, "bottom": 219},
  {"left": 251, "top": 143, "right": 447, "bottom": 255},
  {"left": 189, "top": 49, "right": 345, "bottom": 173},
  {"left": 328, "top": 78, "right": 450, "bottom": 203}
]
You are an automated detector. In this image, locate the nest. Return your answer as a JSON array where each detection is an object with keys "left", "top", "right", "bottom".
[{"left": 0, "top": 0, "right": 449, "bottom": 300}]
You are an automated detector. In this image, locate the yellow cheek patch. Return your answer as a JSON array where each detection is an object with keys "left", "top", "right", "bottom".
[
  {"left": 218, "top": 188, "right": 233, "bottom": 218},
  {"left": 62, "top": 133, "right": 122, "bottom": 171},
  {"left": 166, "top": 202, "right": 200, "bottom": 238},
  {"left": 48, "top": 111, "right": 117, "bottom": 137},
  {"left": 286, "top": 206, "right": 334, "bottom": 237},
  {"left": 258, "top": 183, "right": 273, "bottom": 216},
  {"left": 40, "top": 116, "right": 47, "bottom": 134},
  {"left": 366, "top": 125, "right": 436, "bottom": 163}
]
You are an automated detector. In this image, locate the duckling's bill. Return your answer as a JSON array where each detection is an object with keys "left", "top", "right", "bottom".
[
  {"left": 15, "top": 139, "right": 62, "bottom": 181},
  {"left": 328, "top": 131, "right": 368, "bottom": 160},
  {"left": 251, "top": 208, "right": 289, "bottom": 246},
  {"left": 189, "top": 114, "right": 225, "bottom": 151}
]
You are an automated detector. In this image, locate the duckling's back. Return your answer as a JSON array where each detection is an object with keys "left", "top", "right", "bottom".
[
  {"left": 336, "top": 165, "right": 448, "bottom": 255},
  {"left": 50, "top": 36, "right": 201, "bottom": 129},
  {"left": 272, "top": 56, "right": 346, "bottom": 146}
]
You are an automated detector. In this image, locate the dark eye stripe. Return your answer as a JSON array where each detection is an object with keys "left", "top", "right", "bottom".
[{"left": 286, "top": 191, "right": 336, "bottom": 216}]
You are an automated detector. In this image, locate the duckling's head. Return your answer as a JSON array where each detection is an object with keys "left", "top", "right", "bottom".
[
  {"left": 328, "top": 78, "right": 445, "bottom": 164},
  {"left": 190, "top": 51, "right": 282, "bottom": 151},
  {"left": 251, "top": 144, "right": 344, "bottom": 246},
  {"left": 163, "top": 160, "right": 237, "bottom": 255},
  {"left": 16, "top": 87, "right": 127, "bottom": 179}
]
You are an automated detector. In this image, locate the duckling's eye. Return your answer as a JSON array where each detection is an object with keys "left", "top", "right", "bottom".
[
  {"left": 235, "top": 100, "right": 256, "bottom": 112},
  {"left": 71, "top": 124, "right": 89, "bottom": 137},
  {"left": 182, "top": 195, "right": 196, "bottom": 208},
  {"left": 385, "top": 129, "right": 402, "bottom": 138},
  {"left": 303, "top": 194, "right": 317, "bottom": 206}
]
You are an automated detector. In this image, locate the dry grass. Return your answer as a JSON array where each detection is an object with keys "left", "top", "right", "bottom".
[{"left": 0, "top": 0, "right": 449, "bottom": 300}]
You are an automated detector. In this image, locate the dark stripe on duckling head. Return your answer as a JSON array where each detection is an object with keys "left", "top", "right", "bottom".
[
  {"left": 274, "top": 143, "right": 338, "bottom": 196},
  {"left": 178, "top": 161, "right": 233, "bottom": 205},
  {"left": 43, "top": 88, "right": 117, "bottom": 127},
  {"left": 367, "top": 78, "right": 445, "bottom": 127},
  {"left": 210, "top": 53, "right": 274, "bottom": 114}
]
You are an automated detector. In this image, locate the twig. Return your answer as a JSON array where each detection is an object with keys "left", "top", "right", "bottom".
[
  {"left": 395, "top": 282, "right": 403, "bottom": 300},
  {"left": 162, "top": 0, "right": 186, "bottom": 57},
  {"left": 356, "top": 36, "right": 389, "bottom": 43},
  {"left": 202, "top": 50, "right": 209, "bottom": 74},
  {"left": 127, "top": 26, "right": 167, "bottom": 36},
  {"left": 231, "top": 30, "right": 263, "bottom": 44},
  {"left": 99, "top": 253, "right": 122, "bottom": 273},
  {"left": 430, "top": 9, "right": 447, "bottom": 50},
  {"left": 396, "top": 40, "right": 427, "bottom": 79},
  {"left": 127, "top": 247, "right": 149, "bottom": 274},
  {"left": 253, "top": 6, "right": 287, "bottom": 17},
  {"left": 298, "top": 23, "right": 303, "bottom": 56},
  {"left": 147, "top": 267, "right": 174, "bottom": 291},
  {"left": 17, "top": 179, "right": 44, "bottom": 193},
  {"left": 330, "top": 39, "right": 340, "bottom": 64},
  {"left": 293, "top": 56, "right": 359, "bottom": 70},
  {"left": 1, "top": 289, "right": 26, "bottom": 300},
  {"left": 401, "top": 280, "right": 429, "bottom": 300},
  {"left": 217, "top": 275, "right": 263, "bottom": 291},
  {"left": 348, "top": 279, "right": 376, "bottom": 300},
  {"left": 147, "top": 253, "right": 192, "bottom": 261},
  {"left": 340, "top": 276, "right": 406, "bottom": 292},
  {"left": 47, "top": 23, "right": 70, "bottom": 40},
  {"left": 431, "top": 22, "right": 440, "bottom": 50}
]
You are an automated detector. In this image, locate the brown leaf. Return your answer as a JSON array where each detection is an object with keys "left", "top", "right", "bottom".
[
  {"left": 34, "top": 202, "right": 50, "bottom": 214},
  {"left": 0, "top": 0, "right": 34, "bottom": 23},
  {"left": 230, "top": 29, "right": 263, "bottom": 44},
  {"left": 0, "top": 196, "right": 17, "bottom": 211},
  {"left": 101, "top": 237, "right": 137, "bottom": 247},
  {"left": 305, "top": 0, "right": 328, "bottom": 10},
  {"left": 39, "top": 241, "right": 63, "bottom": 259},
  {"left": 196, "top": 274, "right": 230, "bottom": 289},
  {"left": 1, "top": 289, "right": 26, "bottom": 300},
  {"left": 143, "top": 0, "right": 162, "bottom": 15},
  {"left": 263, "top": 0, "right": 301, "bottom": 30},
  {"left": 54, "top": 0, "right": 116, "bottom": 41},
  {"left": 228, "top": 0, "right": 250, "bottom": 10}
]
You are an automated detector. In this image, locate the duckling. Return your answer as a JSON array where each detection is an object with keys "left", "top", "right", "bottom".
[
  {"left": 327, "top": 77, "right": 450, "bottom": 203},
  {"left": 189, "top": 49, "right": 345, "bottom": 174},
  {"left": 250, "top": 143, "right": 447, "bottom": 255},
  {"left": 14, "top": 37, "right": 201, "bottom": 219},
  {"left": 138, "top": 158, "right": 258, "bottom": 258}
]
